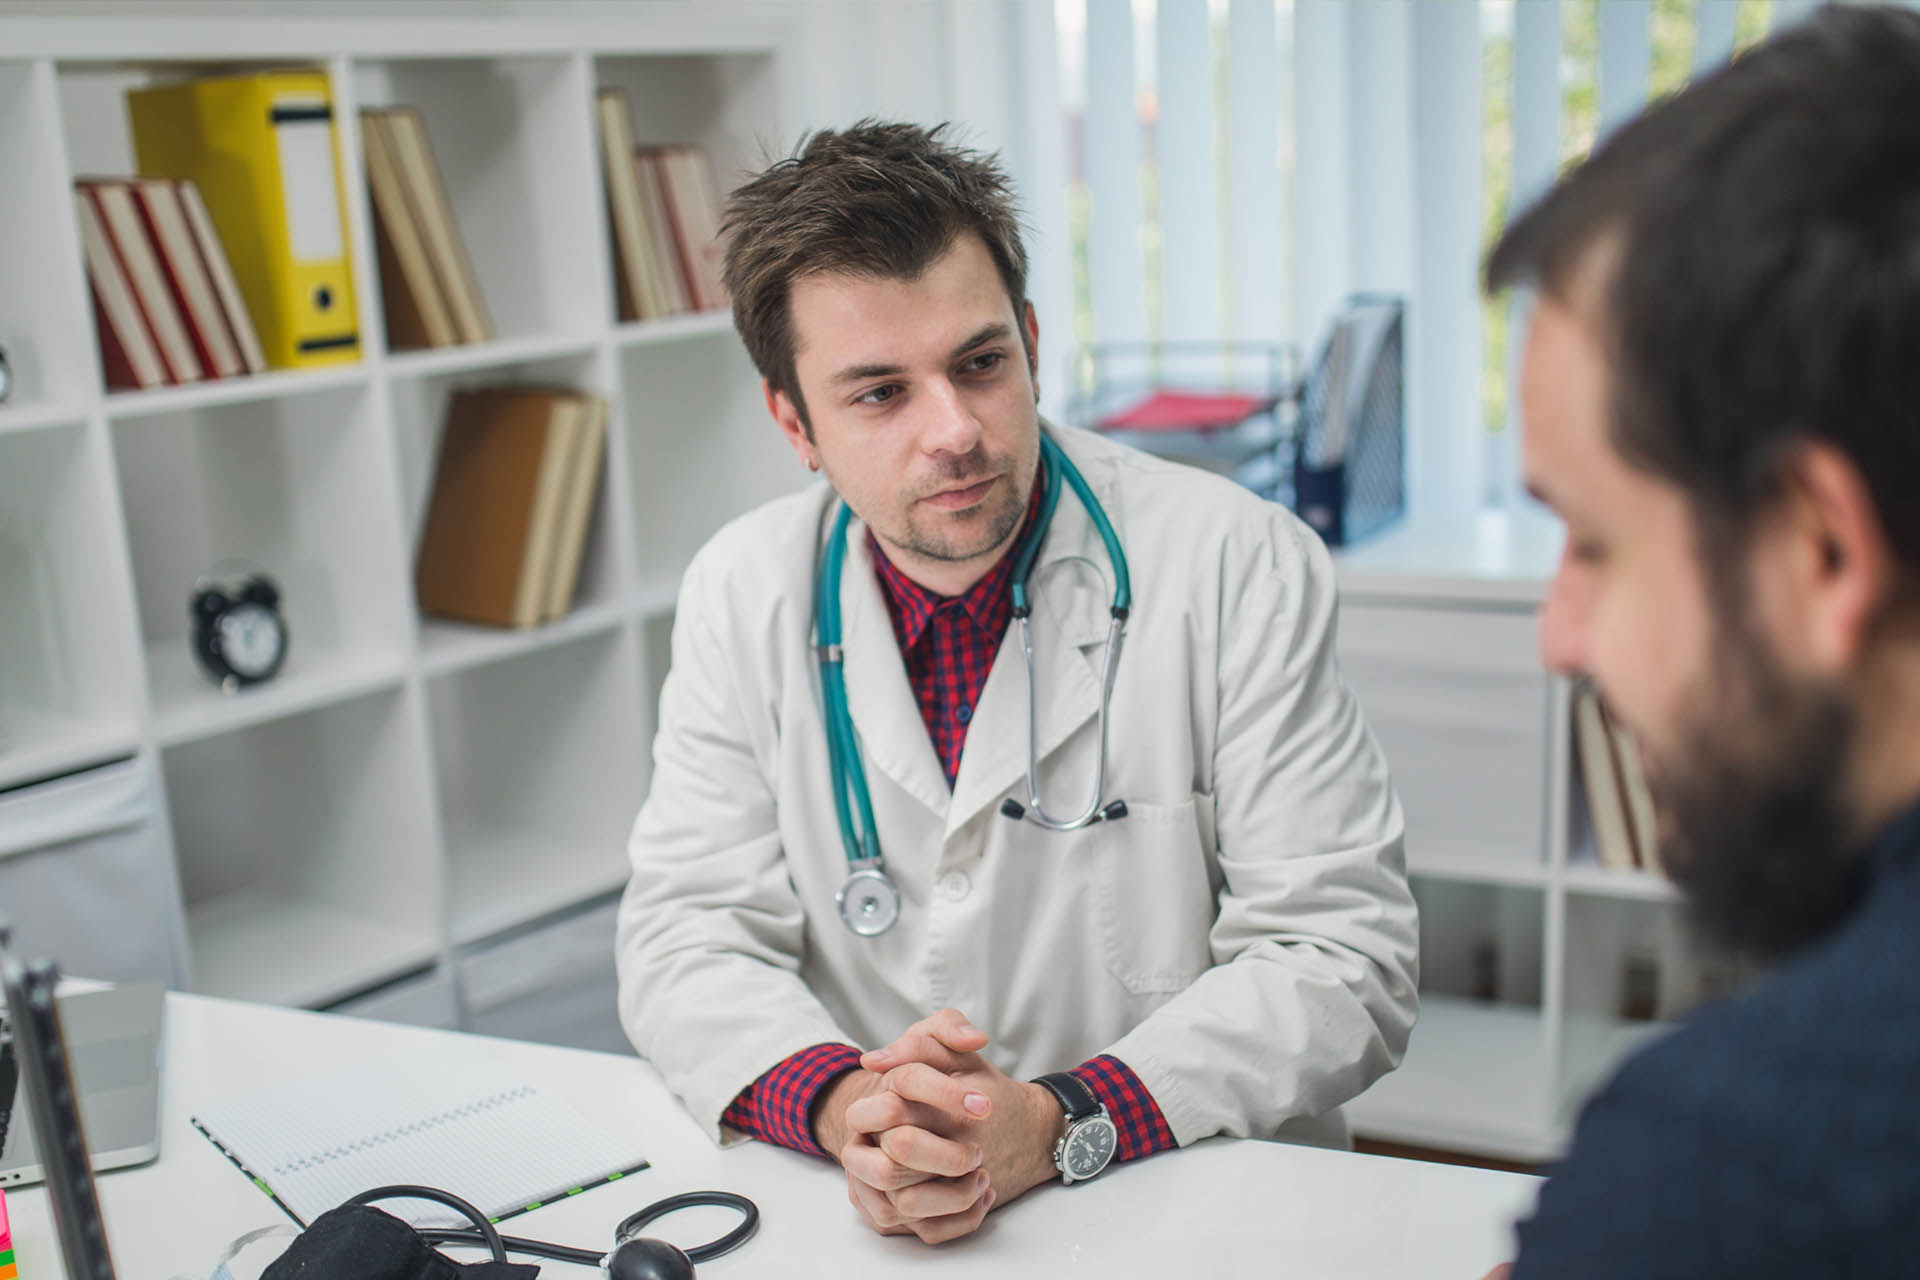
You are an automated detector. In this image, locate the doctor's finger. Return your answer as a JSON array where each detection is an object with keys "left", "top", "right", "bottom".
[
  {"left": 860, "top": 1031, "right": 983, "bottom": 1075},
  {"left": 907, "top": 1186, "right": 996, "bottom": 1246},
  {"left": 877, "top": 1121, "right": 983, "bottom": 1178},
  {"left": 864, "top": 1009, "right": 989, "bottom": 1068},
  {"left": 883, "top": 1061, "right": 994, "bottom": 1122},
  {"left": 890, "top": 1168, "right": 991, "bottom": 1221},
  {"left": 843, "top": 1087, "right": 944, "bottom": 1138},
  {"left": 841, "top": 1138, "right": 940, "bottom": 1191},
  {"left": 846, "top": 1171, "right": 915, "bottom": 1235}
]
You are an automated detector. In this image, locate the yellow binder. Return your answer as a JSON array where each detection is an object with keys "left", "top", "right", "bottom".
[{"left": 127, "top": 69, "right": 359, "bottom": 369}]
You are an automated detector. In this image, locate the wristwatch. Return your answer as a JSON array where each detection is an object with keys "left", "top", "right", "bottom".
[{"left": 1034, "top": 1072, "right": 1118, "bottom": 1185}]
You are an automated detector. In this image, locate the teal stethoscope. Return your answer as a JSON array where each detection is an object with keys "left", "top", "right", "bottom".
[{"left": 817, "top": 434, "right": 1133, "bottom": 937}]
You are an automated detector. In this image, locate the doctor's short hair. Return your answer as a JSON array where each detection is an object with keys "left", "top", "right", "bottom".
[
  {"left": 1486, "top": 3, "right": 1920, "bottom": 595},
  {"left": 720, "top": 119, "right": 1030, "bottom": 431}
]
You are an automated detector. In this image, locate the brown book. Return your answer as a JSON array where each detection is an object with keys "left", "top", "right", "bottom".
[
  {"left": 75, "top": 189, "right": 167, "bottom": 389},
  {"left": 363, "top": 110, "right": 457, "bottom": 349},
  {"left": 132, "top": 177, "right": 243, "bottom": 378},
  {"left": 177, "top": 180, "right": 267, "bottom": 374},
  {"left": 415, "top": 387, "right": 582, "bottom": 629},
  {"left": 541, "top": 394, "right": 608, "bottom": 621},
  {"left": 384, "top": 107, "right": 491, "bottom": 345},
  {"left": 596, "top": 90, "right": 666, "bottom": 322},
  {"left": 84, "top": 180, "right": 203, "bottom": 384},
  {"left": 633, "top": 151, "right": 690, "bottom": 315}
]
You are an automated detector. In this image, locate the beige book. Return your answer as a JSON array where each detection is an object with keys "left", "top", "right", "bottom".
[
  {"left": 74, "top": 188, "right": 168, "bottom": 389},
  {"left": 87, "top": 180, "right": 203, "bottom": 383},
  {"left": 596, "top": 90, "right": 668, "bottom": 322},
  {"left": 1574, "top": 685, "right": 1640, "bottom": 873},
  {"left": 1609, "top": 712, "right": 1665, "bottom": 877},
  {"left": 542, "top": 394, "right": 608, "bottom": 621},
  {"left": 512, "top": 393, "right": 585, "bottom": 628},
  {"left": 134, "top": 178, "right": 243, "bottom": 377},
  {"left": 385, "top": 107, "right": 492, "bottom": 344},
  {"left": 177, "top": 180, "right": 268, "bottom": 374},
  {"left": 633, "top": 152, "right": 690, "bottom": 315},
  {"left": 363, "top": 110, "right": 457, "bottom": 349}
]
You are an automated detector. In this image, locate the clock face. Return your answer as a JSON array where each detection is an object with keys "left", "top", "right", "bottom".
[
  {"left": 1065, "top": 1117, "right": 1117, "bottom": 1179},
  {"left": 217, "top": 603, "right": 285, "bottom": 679}
]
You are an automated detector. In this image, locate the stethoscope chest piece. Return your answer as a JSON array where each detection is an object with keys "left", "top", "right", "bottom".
[{"left": 837, "top": 865, "right": 901, "bottom": 937}]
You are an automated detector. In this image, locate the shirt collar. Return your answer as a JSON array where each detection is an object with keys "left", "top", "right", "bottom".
[{"left": 868, "top": 460, "right": 1047, "bottom": 651}]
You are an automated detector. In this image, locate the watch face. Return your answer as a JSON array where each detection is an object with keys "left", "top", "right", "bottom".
[
  {"left": 1063, "top": 1116, "right": 1117, "bottom": 1180},
  {"left": 217, "top": 603, "right": 285, "bottom": 679}
]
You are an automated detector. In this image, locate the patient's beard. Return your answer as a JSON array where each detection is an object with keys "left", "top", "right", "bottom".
[{"left": 1646, "top": 607, "right": 1868, "bottom": 965}]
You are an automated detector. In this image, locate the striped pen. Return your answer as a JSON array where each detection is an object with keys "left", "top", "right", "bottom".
[{"left": 0, "top": 1187, "right": 15, "bottom": 1280}]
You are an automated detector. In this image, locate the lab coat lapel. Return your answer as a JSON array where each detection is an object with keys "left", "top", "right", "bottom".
[
  {"left": 946, "top": 428, "right": 1116, "bottom": 837},
  {"left": 836, "top": 516, "right": 954, "bottom": 821}
]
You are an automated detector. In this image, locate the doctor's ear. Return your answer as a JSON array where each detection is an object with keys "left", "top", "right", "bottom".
[{"left": 764, "top": 378, "right": 816, "bottom": 464}]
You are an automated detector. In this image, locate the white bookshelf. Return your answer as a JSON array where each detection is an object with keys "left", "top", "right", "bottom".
[
  {"left": 1336, "top": 507, "right": 1732, "bottom": 1162},
  {"left": 0, "top": 8, "right": 797, "bottom": 1015}
]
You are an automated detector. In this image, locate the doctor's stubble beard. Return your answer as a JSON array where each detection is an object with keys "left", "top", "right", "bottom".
[
  {"left": 896, "top": 448, "right": 1032, "bottom": 564},
  {"left": 1641, "top": 585, "right": 1868, "bottom": 966}
]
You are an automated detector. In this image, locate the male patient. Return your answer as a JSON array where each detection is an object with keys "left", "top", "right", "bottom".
[
  {"left": 615, "top": 121, "right": 1417, "bottom": 1243},
  {"left": 1486, "top": 6, "right": 1920, "bottom": 1274}
]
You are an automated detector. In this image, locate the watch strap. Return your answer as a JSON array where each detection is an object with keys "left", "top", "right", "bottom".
[{"left": 1034, "top": 1071, "right": 1100, "bottom": 1122}]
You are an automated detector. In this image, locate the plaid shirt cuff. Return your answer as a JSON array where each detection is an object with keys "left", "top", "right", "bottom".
[
  {"left": 720, "top": 1042, "right": 863, "bottom": 1157},
  {"left": 1071, "top": 1054, "right": 1177, "bottom": 1163}
]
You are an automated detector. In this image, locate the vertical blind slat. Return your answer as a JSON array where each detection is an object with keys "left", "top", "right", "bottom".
[
  {"left": 1156, "top": 0, "right": 1219, "bottom": 344},
  {"left": 1410, "top": 0, "right": 1482, "bottom": 512},
  {"left": 1085, "top": 0, "right": 1150, "bottom": 345},
  {"left": 1012, "top": 0, "right": 1075, "bottom": 418},
  {"left": 1292, "top": 0, "right": 1352, "bottom": 352},
  {"left": 1227, "top": 0, "right": 1283, "bottom": 345},
  {"left": 1693, "top": 0, "right": 1739, "bottom": 73},
  {"left": 1598, "top": 0, "right": 1652, "bottom": 139}
]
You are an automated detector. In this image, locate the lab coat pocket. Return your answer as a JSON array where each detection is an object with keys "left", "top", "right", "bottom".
[{"left": 1094, "top": 795, "right": 1218, "bottom": 995}]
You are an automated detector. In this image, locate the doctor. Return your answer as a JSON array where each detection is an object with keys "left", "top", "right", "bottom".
[{"left": 616, "top": 121, "right": 1418, "bottom": 1244}]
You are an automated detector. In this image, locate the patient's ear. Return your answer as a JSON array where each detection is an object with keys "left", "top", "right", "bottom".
[{"left": 1758, "top": 440, "right": 1896, "bottom": 673}]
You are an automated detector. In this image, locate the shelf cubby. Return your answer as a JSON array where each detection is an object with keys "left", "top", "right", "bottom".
[
  {"left": 111, "top": 380, "right": 412, "bottom": 745},
  {"left": 388, "top": 346, "right": 627, "bottom": 665},
  {"left": 425, "top": 629, "right": 645, "bottom": 946},
  {"left": 162, "top": 684, "right": 442, "bottom": 1007},
  {"left": 0, "top": 422, "right": 143, "bottom": 791}
]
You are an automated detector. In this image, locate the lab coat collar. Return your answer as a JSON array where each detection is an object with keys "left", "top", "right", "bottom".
[{"left": 831, "top": 421, "right": 1123, "bottom": 838}]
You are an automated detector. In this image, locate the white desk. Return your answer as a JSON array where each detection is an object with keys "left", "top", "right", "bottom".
[{"left": 8, "top": 994, "right": 1541, "bottom": 1277}]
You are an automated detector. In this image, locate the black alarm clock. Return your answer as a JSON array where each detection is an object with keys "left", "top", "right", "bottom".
[{"left": 191, "top": 570, "right": 289, "bottom": 693}]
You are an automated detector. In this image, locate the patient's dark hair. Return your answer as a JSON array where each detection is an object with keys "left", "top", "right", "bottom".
[
  {"left": 720, "top": 119, "right": 1029, "bottom": 431},
  {"left": 1487, "top": 4, "right": 1920, "bottom": 589}
]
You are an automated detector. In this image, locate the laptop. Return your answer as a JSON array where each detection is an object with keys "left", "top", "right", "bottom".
[{"left": 0, "top": 978, "right": 164, "bottom": 1188}]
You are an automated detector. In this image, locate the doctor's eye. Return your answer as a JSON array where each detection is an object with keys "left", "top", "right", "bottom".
[
  {"left": 961, "top": 351, "right": 1006, "bottom": 376},
  {"left": 855, "top": 383, "right": 903, "bottom": 407}
]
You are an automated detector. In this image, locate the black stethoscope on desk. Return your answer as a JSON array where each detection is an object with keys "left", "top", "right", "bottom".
[
  {"left": 816, "top": 434, "right": 1135, "bottom": 938},
  {"left": 349, "top": 1184, "right": 758, "bottom": 1280}
]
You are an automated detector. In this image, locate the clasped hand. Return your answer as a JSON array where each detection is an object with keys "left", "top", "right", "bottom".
[{"left": 814, "top": 1009, "right": 1065, "bottom": 1244}]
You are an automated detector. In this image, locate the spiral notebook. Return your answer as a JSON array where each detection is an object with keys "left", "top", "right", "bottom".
[{"left": 191, "top": 1046, "right": 649, "bottom": 1229}]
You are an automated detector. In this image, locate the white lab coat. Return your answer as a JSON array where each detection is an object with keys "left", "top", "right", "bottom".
[{"left": 616, "top": 422, "right": 1418, "bottom": 1150}]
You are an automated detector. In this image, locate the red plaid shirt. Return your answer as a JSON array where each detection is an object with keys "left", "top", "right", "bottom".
[{"left": 721, "top": 472, "right": 1176, "bottom": 1164}]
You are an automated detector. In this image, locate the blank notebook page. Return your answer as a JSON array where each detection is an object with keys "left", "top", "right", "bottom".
[{"left": 191, "top": 1044, "right": 648, "bottom": 1228}]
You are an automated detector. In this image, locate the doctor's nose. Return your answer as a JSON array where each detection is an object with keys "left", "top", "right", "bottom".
[{"left": 918, "top": 379, "right": 984, "bottom": 457}]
